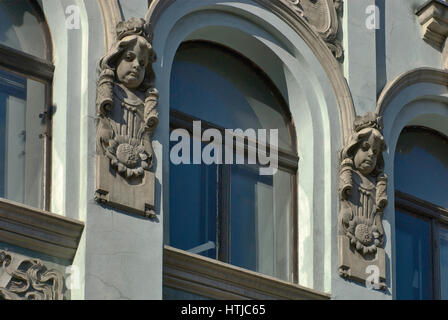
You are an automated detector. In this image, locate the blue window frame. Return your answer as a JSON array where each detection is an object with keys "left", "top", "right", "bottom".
[
  {"left": 0, "top": 0, "right": 53, "bottom": 210},
  {"left": 168, "top": 41, "right": 298, "bottom": 283},
  {"left": 395, "top": 127, "right": 448, "bottom": 300}
]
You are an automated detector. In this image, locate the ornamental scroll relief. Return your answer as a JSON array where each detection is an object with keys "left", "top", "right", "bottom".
[
  {"left": 0, "top": 251, "right": 64, "bottom": 300},
  {"left": 338, "top": 113, "right": 388, "bottom": 289},
  {"left": 95, "top": 18, "right": 159, "bottom": 218},
  {"left": 286, "top": 0, "right": 343, "bottom": 61}
]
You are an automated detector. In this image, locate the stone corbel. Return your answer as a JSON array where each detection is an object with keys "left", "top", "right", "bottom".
[
  {"left": 338, "top": 113, "right": 388, "bottom": 289},
  {"left": 416, "top": 0, "right": 448, "bottom": 69}
]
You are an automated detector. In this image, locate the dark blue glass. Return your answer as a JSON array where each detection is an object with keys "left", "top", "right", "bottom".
[
  {"left": 395, "top": 210, "right": 432, "bottom": 300},
  {"left": 395, "top": 129, "right": 448, "bottom": 208},
  {"left": 170, "top": 44, "right": 292, "bottom": 151},
  {"left": 169, "top": 139, "right": 217, "bottom": 259},
  {"left": 169, "top": 44, "right": 293, "bottom": 281},
  {"left": 0, "top": 1, "right": 46, "bottom": 59}
]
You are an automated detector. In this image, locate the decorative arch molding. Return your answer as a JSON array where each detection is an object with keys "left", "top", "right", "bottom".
[
  {"left": 145, "top": 0, "right": 355, "bottom": 143},
  {"left": 376, "top": 67, "right": 448, "bottom": 117},
  {"left": 147, "top": 0, "right": 342, "bottom": 59},
  {"left": 97, "top": 0, "right": 123, "bottom": 50}
]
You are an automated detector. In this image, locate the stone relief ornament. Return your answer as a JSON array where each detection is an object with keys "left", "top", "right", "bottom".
[
  {"left": 95, "top": 18, "right": 158, "bottom": 218},
  {"left": 338, "top": 112, "right": 388, "bottom": 289},
  {"left": 0, "top": 251, "right": 64, "bottom": 300},
  {"left": 286, "top": 0, "right": 343, "bottom": 61}
]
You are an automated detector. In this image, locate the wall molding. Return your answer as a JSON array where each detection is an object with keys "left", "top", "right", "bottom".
[
  {"left": 0, "top": 199, "right": 84, "bottom": 261},
  {"left": 97, "top": 0, "right": 123, "bottom": 51},
  {"left": 164, "top": 246, "right": 330, "bottom": 300}
]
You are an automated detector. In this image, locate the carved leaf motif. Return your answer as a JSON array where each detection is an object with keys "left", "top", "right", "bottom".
[
  {"left": 285, "top": 0, "right": 343, "bottom": 61},
  {"left": 0, "top": 251, "right": 64, "bottom": 300}
]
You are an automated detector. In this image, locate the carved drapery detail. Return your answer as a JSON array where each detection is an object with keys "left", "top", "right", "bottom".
[
  {"left": 338, "top": 113, "right": 388, "bottom": 289},
  {"left": 95, "top": 18, "right": 158, "bottom": 218},
  {"left": 285, "top": 0, "right": 343, "bottom": 61},
  {"left": 0, "top": 251, "right": 64, "bottom": 300}
]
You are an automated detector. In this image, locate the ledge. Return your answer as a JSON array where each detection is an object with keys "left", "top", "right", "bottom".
[
  {"left": 163, "top": 246, "right": 330, "bottom": 300},
  {"left": 0, "top": 198, "right": 84, "bottom": 261},
  {"left": 416, "top": 0, "right": 448, "bottom": 49}
]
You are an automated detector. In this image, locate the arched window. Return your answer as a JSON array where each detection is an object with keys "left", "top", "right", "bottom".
[
  {"left": 395, "top": 127, "right": 448, "bottom": 299},
  {"left": 168, "top": 41, "right": 298, "bottom": 282},
  {"left": 0, "top": 0, "right": 53, "bottom": 210}
]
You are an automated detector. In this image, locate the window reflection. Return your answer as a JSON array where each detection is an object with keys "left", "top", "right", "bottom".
[
  {"left": 169, "top": 140, "right": 217, "bottom": 260},
  {"left": 395, "top": 210, "right": 432, "bottom": 300},
  {"left": 170, "top": 43, "right": 292, "bottom": 151},
  {"left": 0, "top": 69, "right": 44, "bottom": 208},
  {"left": 0, "top": 0, "right": 46, "bottom": 59},
  {"left": 395, "top": 127, "right": 448, "bottom": 300},
  {"left": 395, "top": 129, "right": 448, "bottom": 208},
  {"left": 169, "top": 42, "right": 296, "bottom": 282},
  {"left": 230, "top": 164, "right": 290, "bottom": 280}
]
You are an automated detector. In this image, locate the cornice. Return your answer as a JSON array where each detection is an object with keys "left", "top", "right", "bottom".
[{"left": 0, "top": 199, "right": 84, "bottom": 261}]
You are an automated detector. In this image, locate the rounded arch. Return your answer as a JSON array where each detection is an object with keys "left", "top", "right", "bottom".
[
  {"left": 29, "top": 0, "right": 53, "bottom": 61},
  {"left": 0, "top": 0, "right": 52, "bottom": 61},
  {"left": 148, "top": 0, "right": 352, "bottom": 293},
  {"left": 146, "top": 0, "right": 355, "bottom": 142},
  {"left": 376, "top": 67, "right": 448, "bottom": 299}
]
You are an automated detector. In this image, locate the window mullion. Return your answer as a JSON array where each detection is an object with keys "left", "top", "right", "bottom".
[{"left": 42, "top": 83, "right": 52, "bottom": 211}]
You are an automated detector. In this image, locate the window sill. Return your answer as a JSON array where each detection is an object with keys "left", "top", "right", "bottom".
[
  {"left": 163, "top": 245, "right": 330, "bottom": 300},
  {"left": 0, "top": 198, "right": 84, "bottom": 261}
]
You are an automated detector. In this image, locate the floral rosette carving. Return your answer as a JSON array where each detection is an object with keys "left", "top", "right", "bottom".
[
  {"left": 346, "top": 216, "right": 381, "bottom": 255},
  {"left": 106, "top": 135, "right": 152, "bottom": 178}
]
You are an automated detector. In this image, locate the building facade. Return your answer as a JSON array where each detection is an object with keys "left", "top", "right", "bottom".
[{"left": 0, "top": 0, "right": 447, "bottom": 300}]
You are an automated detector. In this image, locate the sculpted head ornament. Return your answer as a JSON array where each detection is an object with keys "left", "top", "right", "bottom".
[
  {"left": 95, "top": 18, "right": 159, "bottom": 218},
  {"left": 338, "top": 112, "right": 388, "bottom": 287}
]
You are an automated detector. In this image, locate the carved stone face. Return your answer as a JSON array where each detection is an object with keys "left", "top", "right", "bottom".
[
  {"left": 116, "top": 39, "right": 149, "bottom": 89},
  {"left": 353, "top": 129, "right": 382, "bottom": 176}
]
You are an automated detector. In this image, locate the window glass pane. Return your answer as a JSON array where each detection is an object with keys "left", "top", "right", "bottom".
[
  {"left": 0, "top": 0, "right": 46, "bottom": 59},
  {"left": 440, "top": 226, "right": 448, "bottom": 299},
  {"left": 170, "top": 43, "right": 292, "bottom": 151},
  {"left": 230, "top": 165, "right": 291, "bottom": 281},
  {"left": 0, "top": 69, "right": 44, "bottom": 208},
  {"left": 395, "top": 128, "right": 448, "bottom": 208},
  {"left": 169, "top": 138, "right": 217, "bottom": 259},
  {"left": 395, "top": 210, "right": 432, "bottom": 300}
]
